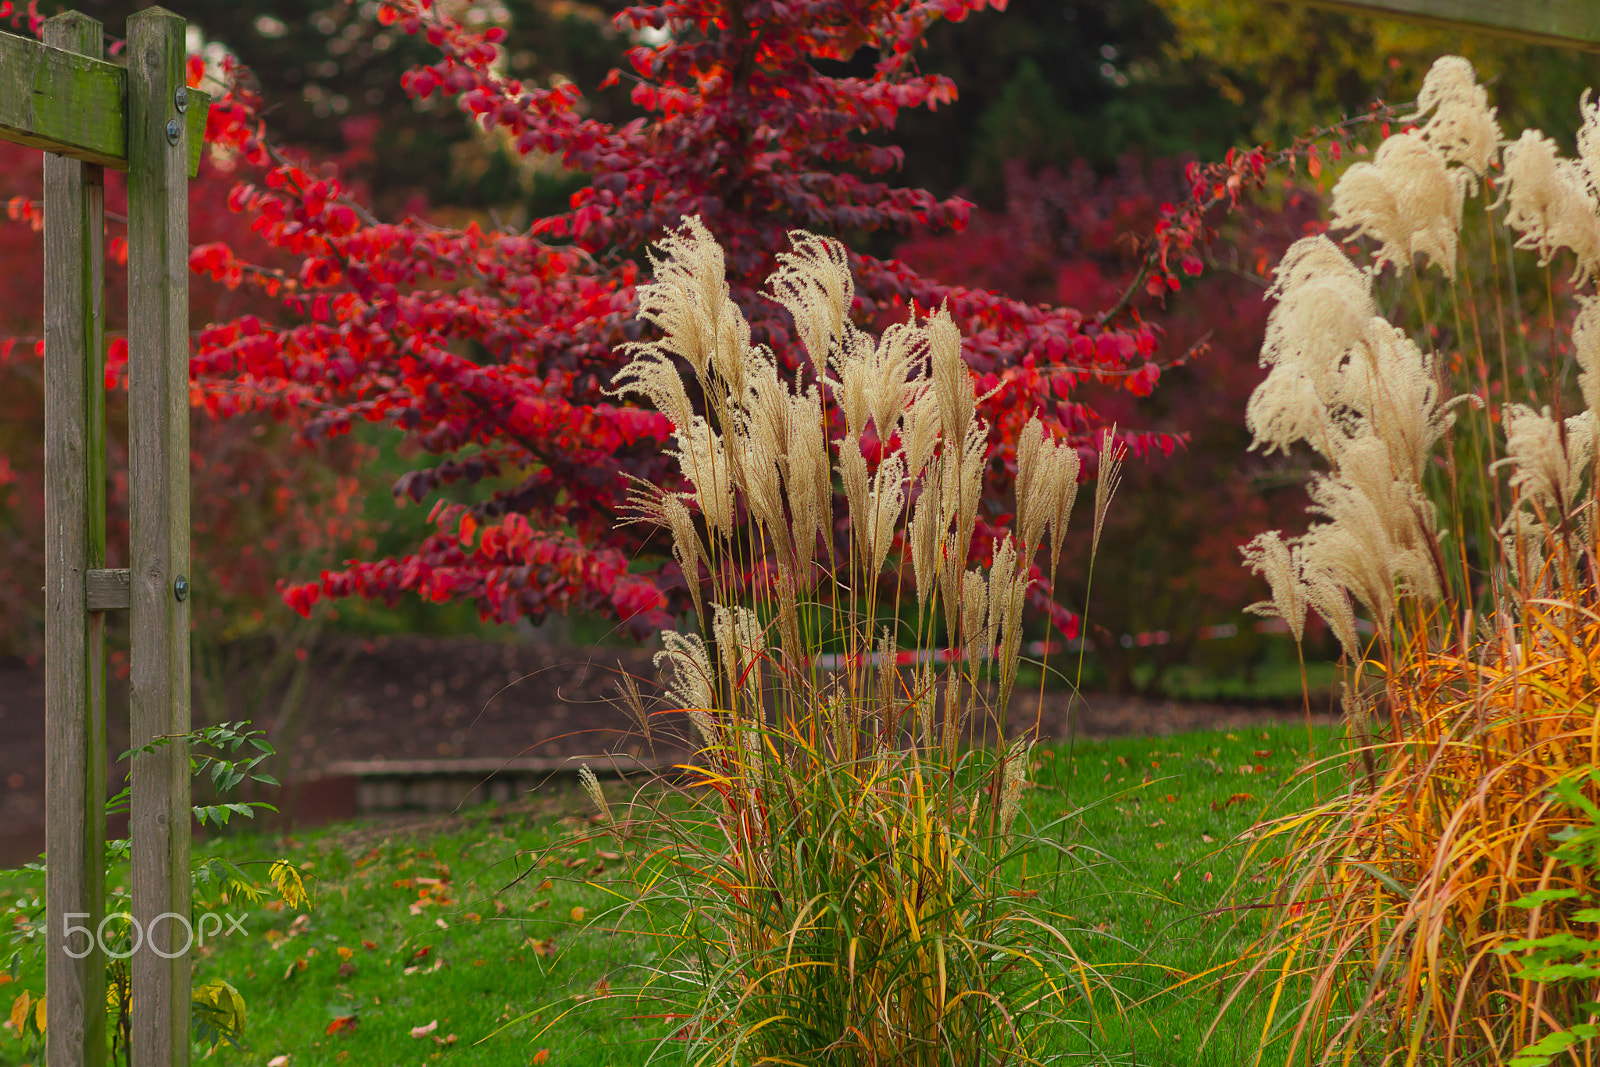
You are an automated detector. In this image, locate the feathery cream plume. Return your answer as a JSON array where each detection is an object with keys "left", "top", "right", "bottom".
[
  {"left": 864, "top": 319, "right": 923, "bottom": 444},
  {"left": 633, "top": 216, "right": 734, "bottom": 386},
  {"left": 904, "top": 389, "right": 943, "bottom": 486},
  {"left": 867, "top": 452, "right": 907, "bottom": 578},
  {"left": 578, "top": 765, "right": 613, "bottom": 824},
  {"left": 1305, "top": 568, "right": 1361, "bottom": 662},
  {"left": 1091, "top": 426, "right": 1126, "bottom": 559},
  {"left": 787, "top": 385, "right": 830, "bottom": 586},
  {"left": 1497, "top": 129, "right": 1600, "bottom": 286},
  {"left": 1045, "top": 438, "right": 1081, "bottom": 580},
  {"left": 618, "top": 476, "right": 707, "bottom": 622},
  {"left": 767, "top": 228, "right": 854, "bottom": 376},
  {"left": 1492, "top": 405, "right": 1595, "bottom": 514},
  {"left": 907, "top": 484, "right": 941, "bottom": 611},
  {"left": 960, "top": 566, "right": 988, "bottom": 669},
  {"left": 1015, "top": 416, "right": 1055, "bottom": 552},
  {"left": 1575, "top": 298, "right": 1600, "bottom": 418},
  {"left": 1240, "top": 530, "right": 1307, "bottom": 643},
  {"left": 607, "top": 346, "right": 696, "bottom": 434},
  {"left": 999, "top": 736, "right": 1030, "bottom": 838},
  {"left": 839, "top": 443, "right": 871, "bottom": 559},
  {"left": 655, "top": 630, "right": 718, "bottom": 746},
  {"left": 712, "top": 603, "right": 766, "bottom": 710},
  {"left": 1407, "top": 55, "right": 1501, "bottom": 186},
  {"left": 1330, "top": 130, "right": 1463, "bottom": 276},
  {"left": 986, "top": 534, "right": 1019, "bottom": 662},
  {"left": 668, "top": 415, "right": 736, "bottom": 541},
  {"left": 929, "top": 302, "right": 975, "bottom": 445}
]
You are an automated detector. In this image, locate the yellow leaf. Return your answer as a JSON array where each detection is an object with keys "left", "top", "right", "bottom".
[
  {"left": 337, "top": 946, "right": 354, "bottom": 961},
  {"left": 33, "top": 994, "right": 44, "bottom": 1033},
  {"left": 569, "top": 906, "right": 586, "bottom": 922},
  {"left": 9, "top": 990, "right": 30, "bottom": 1034}
]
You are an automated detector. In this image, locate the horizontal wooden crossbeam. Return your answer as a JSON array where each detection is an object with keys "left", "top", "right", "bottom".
[
  {"left": 1283, "top": 0, "right": 1600, "bottom": 51},
  {"left": 85, "top": 568, "right": 129, "bottom": 611},
  {"left": 0, "top": 29, "right": 209, "bottom": 175}
]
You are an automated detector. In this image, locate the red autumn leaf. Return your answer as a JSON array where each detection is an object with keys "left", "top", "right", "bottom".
[{"left": 326, "top": 1015, "right": 358, "bottom": 1036}]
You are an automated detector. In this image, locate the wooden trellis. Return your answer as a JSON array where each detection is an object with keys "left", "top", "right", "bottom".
[
  {"left": 1283, "top": 0, "right": 1600, "bottom": 51},
  {"left": 0, "top": 6, "right": 207, "bottom": 1065}
]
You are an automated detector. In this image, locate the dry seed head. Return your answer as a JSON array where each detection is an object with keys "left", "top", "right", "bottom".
[
  {"left": 1299, "top": 473, "right": 1423, "bottom": 631},
  {"left": 960, "top": 567, "right": 988, "bottom": 665},
  {"left": 767, "top": 229, "right": 854, "bottom": 376},
  {"left": 942, "top": 417, "right": 988, "bottom": 557},
  {"left": 929, "top": 302, "right": 975, "bottom": 444},
  {"left": 1493, "top": 404, "right": 1594, "bottom": 513},
  {"left": 904, "top": 389, "right": 942, "bottom": 485},
  {"left": 607, "top": 347, "right": 696, "bottom": 435},
  {"left": 1497, "top": 129, "right": 1600, "bottom": 286},
  {"left": 1046, "top": 438, "right": 1081, "bottom": 577},
  {"left": 1246, "top": 364, "right": 1333, "bottom": 459},
  {"left": 656, "top": 630, "right": 716, "bottom": 712},
  {"left": 1579, "top": 90, "right": 1600, "bottom": 203},
  {"left": 1241, "top": 530, "right": 1308, "bottom": 643},
  {"left": 999, "top": 736, "right": 1030, "bottom": 838},
  {"left": 1330, "top": 130, "right": 1463, "bottom": 277},
  {"left": 908, "top": 486, "right": 943, "bottom": 610},
  {"left": 1268, "top": 234, "right": 1370, "bottom": 300},
  {"left": 787, "top": 384, "right": 829, "bottom": 584},
  {"left": 1408, "top": 55, "right": 1501, "bottom": 185},
  {"left": 986, "top": 534, "right": 1019, "bottom": 662},
  {"left": 669, "top": 416, "right": 736, "bottom": 542},
  {"left": 867, "top": 452, "right": 908, "bottom": 578},
  {"left": 839, "top": 444, "right": 871, "bottom": 559},
  {"left": 1305, "top": 567, "right": 1361, "bottom": 661},
  {"left": 1015, "top": 416, "right": 1054, "bottom": 552},
  {"left": 1358, "top": 325, "right": 1456, "bottom": 484},
  {"left": 619, "top": 479, "right": 706, "bottom": 622},
  {"left": 633, "top": 216, "right": 733, "bottom": 385},
  {"left": 1575, "top": 298, "right": 1600, "bottom": 418},
  {"left": 578, "top": 765, "right": 613, "bottom": 824},
  {"left": 712, "top": 603, "right": 766, "bottom": 708},
  {"left": 1499, "top": 510, "right": 1549, "bottom": 598},
  {"left": 1091, "top": 427, "right": 1126, "bottom": 559},
  {"left": 865, "top": 319, "right": 924, "bottom": 444}
]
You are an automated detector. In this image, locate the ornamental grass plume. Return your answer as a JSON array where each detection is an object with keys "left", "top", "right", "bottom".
[
  {"left": 1209, "top": 55, "right": 1600, "bottom": 1067},
  {"left": 598, "top": 216, "right": 1117, "bottom": 1066}
]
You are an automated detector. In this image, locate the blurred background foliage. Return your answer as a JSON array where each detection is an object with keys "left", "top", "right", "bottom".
[{"left": 9, "top": 0, "right": 1600, "bottom": 698}]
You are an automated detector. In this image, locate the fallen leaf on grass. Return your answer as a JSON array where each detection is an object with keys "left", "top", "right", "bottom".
[
  {"left": 537, "top": 879, "right": 554, "bottom": 892},
  {"left": 432, "top": 1033, "right": 457, "bottom": 1046},
  {"left": 526, "top": 937, "right": 555, "bottom": 957},
  {"left": 569, "top": 906, "right": 586, "bottom": 922},
  {"left": 325, "top": 1015, "right": 358, "bottom": 1036},
  {"left": 410, "top": 1020, "right": 438, "bottom": 1039},
  {"left": 267, "top": 1057, "right": 290, "bottom": 1067},
  {"left": 337, "top": 946, "right": 354, "bottom": 961},
  {"left": 532, "top": 1051, "right": 550, "bottom": 1065},
  {"left": 528, "top": 899, "right": 550, "bottom": 911},
  {"left": 338, "top": 962, "right": 357, "bottom": 978},
  {"left": 436, "top": 918, "right": 449, "bottom": 930},
  {"left": 361, "top": 940, "right": 378, "bottom": 951}
]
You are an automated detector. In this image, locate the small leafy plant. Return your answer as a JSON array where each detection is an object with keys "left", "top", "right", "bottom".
[
  {"left": 4, "top": 719, "right": 305, "bottom": 1064},
  {"left": 582, "top": 217, "right": 1123, "bottom": 1065}
]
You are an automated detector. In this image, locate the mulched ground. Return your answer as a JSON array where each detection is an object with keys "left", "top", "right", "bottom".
[{"left": 0, "top": 634, "right": 1340, "bottom": 862}]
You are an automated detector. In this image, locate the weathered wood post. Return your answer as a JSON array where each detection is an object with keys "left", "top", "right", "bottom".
[
  {"left": 0, "top": 7, "right": 207, "bottom": 1065},
  {"left": 125, "top": 10, "right": 193, "bottom": 1065},
  {"left": 41, "top": 12, "right": 108, "bottom": 1067}
]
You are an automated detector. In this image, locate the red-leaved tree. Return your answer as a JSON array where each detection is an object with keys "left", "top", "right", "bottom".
[{"left": 9, "top": 0, "right": 1286, "bottom": 644}]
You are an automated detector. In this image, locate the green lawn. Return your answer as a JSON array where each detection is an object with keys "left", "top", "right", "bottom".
[{"left": 1, "top": 719, "right": 1348, "bottom": 1066}]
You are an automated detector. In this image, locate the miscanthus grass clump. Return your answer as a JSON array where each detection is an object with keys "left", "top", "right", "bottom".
[
  {"left": 1213, "top": 56, "right": 1600, "bottom": 1067},
  {"left": 590, "top": 217, "right": 1120, "bottom": 1065}
]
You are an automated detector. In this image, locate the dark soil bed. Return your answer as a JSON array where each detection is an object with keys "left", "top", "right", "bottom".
[{"left": 0, "top": 634, "right": 1339, "bottom": 861}]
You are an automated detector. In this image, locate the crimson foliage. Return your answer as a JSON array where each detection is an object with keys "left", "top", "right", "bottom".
[{"left": 11, "top": 0, "right": 1268, "bottom": 643}]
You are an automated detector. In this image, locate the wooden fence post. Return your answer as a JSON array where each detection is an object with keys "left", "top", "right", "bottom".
[
  {"left": 125, "top": 9, "right": 191, "bottom": 1067},
  {"left": 41, "top": 11, "right": 107, "bottom": 1067}
]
